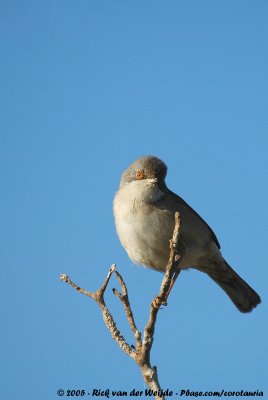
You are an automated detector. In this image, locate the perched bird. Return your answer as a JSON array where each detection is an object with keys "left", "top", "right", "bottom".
[{"left": 113, "top": 155, "right": 261, "bottom": 313}]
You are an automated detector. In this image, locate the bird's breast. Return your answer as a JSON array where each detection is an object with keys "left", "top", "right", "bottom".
[{"left": 113, "top": 185, "right": 173, "bottom": 271}]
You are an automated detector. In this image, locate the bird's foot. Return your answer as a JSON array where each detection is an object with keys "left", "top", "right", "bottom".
[{"left": 152, "top": 296, "right": 168, "bottom": 309}]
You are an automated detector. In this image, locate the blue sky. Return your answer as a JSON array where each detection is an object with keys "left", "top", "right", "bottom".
[{"left": 1, "top": 1, "right": 267, "bottom": 399}]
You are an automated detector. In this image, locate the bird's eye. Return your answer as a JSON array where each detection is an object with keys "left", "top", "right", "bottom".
[{"left": 136, "top": 170, "right": 144, "bottom": 180}]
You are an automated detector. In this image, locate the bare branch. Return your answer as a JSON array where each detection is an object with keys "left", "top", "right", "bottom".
[
  {"left": 141, "top": 212, "right": 182, "bottom": 355},
  {"left": 60, "top": 273, "right": 95, "bottom": 299},
  {"left": 60, "top": 212, "right": 184, "bottom": 400},
  {"left": 60, "top": 266, "right": 135, "bottom": 359},
  {"left": 113, "top": 270, "right": 142, "bottom": 352},
  {"left": 158, "top": 211, "right": 182, "bottom": 302},
  {"left": 136, "top": 212, "right": 184, "bottom": 398}
]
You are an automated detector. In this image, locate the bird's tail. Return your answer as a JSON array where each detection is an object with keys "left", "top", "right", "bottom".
[{"left": 205, "top": 261, "right": 261, "bottom": 313}]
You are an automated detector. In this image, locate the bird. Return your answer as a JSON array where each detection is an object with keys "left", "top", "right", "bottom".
[{"left": 113, "top": 155, "right": 261, "bottom": 313}]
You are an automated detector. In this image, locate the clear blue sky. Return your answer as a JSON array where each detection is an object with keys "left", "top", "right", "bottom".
[{"left": 1, "top": 1, "right": 267, "bottom": 399}]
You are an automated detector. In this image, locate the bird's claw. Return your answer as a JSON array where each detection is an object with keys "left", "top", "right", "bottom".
[{"left": 152, "top": 296, "right": 168, "bottom": 309}]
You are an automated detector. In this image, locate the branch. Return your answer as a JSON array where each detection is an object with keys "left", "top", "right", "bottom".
[
  {"left": 112, "top": 270, "right": 142, "bottom": 354},
  {"left": 60, "top": 266, "right": 135, "bottom": 359},
  {"left": 136, "top": 212, "right": 182, "bottom": 398},
  {"left": 60, "top": 212, "right": 184, "bottom": 400}
]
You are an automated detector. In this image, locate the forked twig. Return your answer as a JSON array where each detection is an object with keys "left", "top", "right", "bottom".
[
  {"left": 60, "top": 266, "right": 135, "bottom": 358},
  {"left": 60, "top": 212, "right": 183, "bottom": 400}
]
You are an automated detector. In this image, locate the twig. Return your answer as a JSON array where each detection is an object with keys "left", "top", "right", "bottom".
[
  {"left": 136, "top": 212, "right": 182, "bottom": 399},
  {"left": 141, "top": 212, "right": 182, "bottom": 360},
  {"left": 112, "top": 270, "right": 142, "bottom": 353},
  {"left": 60, "top": 212, "right": 183, "bottom": 400},
  {"left": 60, "top": 266, "right": 135, "bottom": 359}
]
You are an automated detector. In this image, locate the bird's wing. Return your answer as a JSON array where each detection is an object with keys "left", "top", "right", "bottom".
[{"left": 166, "top": 188, "right": 221, "bottom": 249}]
